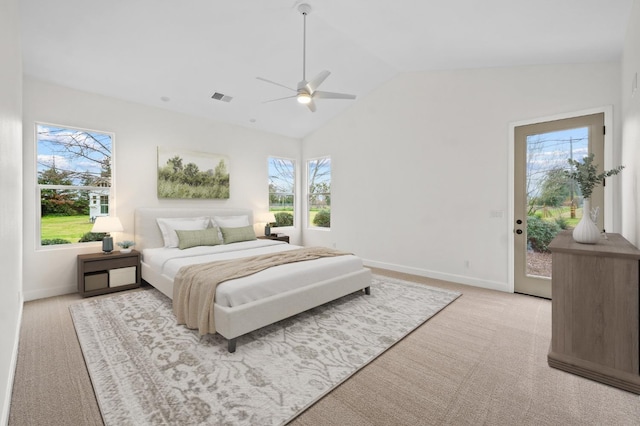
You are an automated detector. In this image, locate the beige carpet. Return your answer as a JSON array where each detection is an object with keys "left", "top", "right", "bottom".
[
  {"left": 69, "top": 276, "right": 459, "bottom": 425},
  {"left": 9, "top": 268, "right": 640, "bottom": 425}
]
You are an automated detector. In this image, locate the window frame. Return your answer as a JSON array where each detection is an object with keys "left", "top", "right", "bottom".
[
  {"left": 267, "top": 156, "right": 296, "bottom": 229},
  {"left": 306, "top": 156, "right": 331, "bottom": 230},
  {"left": 35, "top": 122, "right": 116, "bottom": 250}
]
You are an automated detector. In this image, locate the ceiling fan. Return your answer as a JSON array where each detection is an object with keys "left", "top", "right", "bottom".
[{"left": 257, "top": 3, "right": 356, "bottom": 112}]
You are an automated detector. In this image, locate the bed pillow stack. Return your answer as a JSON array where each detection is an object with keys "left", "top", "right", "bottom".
[
  {"left": 156, "top": 214, "right": 257, "bottom": 249},
  {"left": 213, "top": 215, "right": 257, "bottom": 244},
  {"left": 175, "top": 228, "right": 221, "bottom": 250},
  {"left": 156, "top": 216, "right": 211, "bottom": 248}
]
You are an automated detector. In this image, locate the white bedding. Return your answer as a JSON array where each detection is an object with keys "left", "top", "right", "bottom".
[{"left": 142, "top": 239, "right": 364, "bottom": 308}]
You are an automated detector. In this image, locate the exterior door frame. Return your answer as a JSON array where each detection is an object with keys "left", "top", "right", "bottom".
[{"left": 507, "top": 105, "right": 614, "bottom": 293}]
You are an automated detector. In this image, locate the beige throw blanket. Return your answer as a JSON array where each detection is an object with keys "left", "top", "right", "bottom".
[{"left": 173, "top": 246, "right": 351, "bottom": 335}]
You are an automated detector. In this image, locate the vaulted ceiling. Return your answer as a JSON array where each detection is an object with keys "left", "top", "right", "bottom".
[{"left": 19, "top": 0, "right": 633, "bottom": 138}]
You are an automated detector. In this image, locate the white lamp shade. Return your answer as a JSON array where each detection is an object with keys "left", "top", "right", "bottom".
[
  {"left": 264, "top": 212, "right": 276, "bottom": 224},
  {"left": 91, "top": 216, "right": 124, "bottom": 233}
]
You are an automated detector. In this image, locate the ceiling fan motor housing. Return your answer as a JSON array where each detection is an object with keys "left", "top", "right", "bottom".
[{"left": 297, "top": 3, "right": 312, "bottom": 15}]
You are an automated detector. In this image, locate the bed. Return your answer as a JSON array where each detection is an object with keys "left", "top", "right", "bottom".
[{"left": 134, "top": 207, "right": 372, "bottom": 352}]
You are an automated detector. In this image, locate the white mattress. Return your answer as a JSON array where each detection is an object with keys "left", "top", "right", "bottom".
[{"left": 142, "top": 239, "right": 364, "bottom": 308}]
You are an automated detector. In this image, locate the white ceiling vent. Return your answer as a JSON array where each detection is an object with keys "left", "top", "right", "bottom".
[{"left": 211, "top": 92, "right": 233, "bottom": 102}]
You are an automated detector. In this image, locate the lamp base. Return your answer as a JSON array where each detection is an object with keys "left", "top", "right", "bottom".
[
  {"left": 265, "top": 224, "right": 271, "bottom": 236},
  {"left": 102, "top": 236, "right": 114, "bottom": 254}
]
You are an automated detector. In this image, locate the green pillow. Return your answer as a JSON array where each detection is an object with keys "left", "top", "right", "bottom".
[
  {"left": 176, "top": 228, "right": 221, "bottom": 250},
  {"left": 220, "top": 226, "right": 257, "bottom": 244}
]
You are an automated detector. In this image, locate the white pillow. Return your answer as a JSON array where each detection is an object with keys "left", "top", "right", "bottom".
[
  {"left": 156, "top": 216, "right": 210, "bottom": 248},
  {"left": 213, "top": 215, "right": 250, "bottom": 228}
]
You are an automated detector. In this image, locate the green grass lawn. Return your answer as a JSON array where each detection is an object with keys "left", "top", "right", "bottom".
[
  {"left": 41, "top": 215, "right": 94, "bottom": 243},
  {"left": 536, "top": 206, "right": 582, "bottom": 228}
]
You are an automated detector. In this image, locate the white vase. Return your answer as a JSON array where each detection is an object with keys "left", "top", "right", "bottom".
[
  {"left": 120, "top": 248, "right": 132, "bottom": 254},
  {"left": 572, "top": 199, "right": 601, "bottom": 244}
]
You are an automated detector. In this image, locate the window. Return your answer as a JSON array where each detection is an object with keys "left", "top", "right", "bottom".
[
  {"left": 307, "top": 157, "right": 331, "bottom": 228},
  {"left": 268, "top": 157, "right": 295, "bottom": 227},
  {"left": 36, "top": 123, "right": 113, "bottom": 247},
  {"left": 100, "top": 195, "right": 109, "bottom": 214}
]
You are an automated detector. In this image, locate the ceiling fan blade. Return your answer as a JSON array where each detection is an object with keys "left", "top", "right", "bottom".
[
  {"left": 263, "top": 95, "right": 297, "bottom": 104},
  {"left": 313, "top": 90, "right": 356, "bottom": 100},
  {"left": 306, "top": 99, "right": 317, "bottom": 112},
  {"left": 256, "top": 77, "right": 297, "bottom": 92},
  {"left": 305, "top": 70, "right": 331, "bottom": 93}
]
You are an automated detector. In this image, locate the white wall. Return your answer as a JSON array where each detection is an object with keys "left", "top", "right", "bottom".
[
  {"left": 22, "top": 77, "right": 300, "bottom": 300},
  {"left": 303, "top": 63, "right": 622, "bottom": 292},
  {"left": 621, "top": 0, "right": 640, "bottom": 245},
  {"left": 0, "top": 0, "right": 23, "bottom": 423}
]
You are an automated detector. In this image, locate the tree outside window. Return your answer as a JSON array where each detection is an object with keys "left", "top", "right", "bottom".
[
  {"left": 526, "top": 129, "right": 587, "bottom": 218},
  {"left": 268, "top": 157, "right": 295, "bottom": 227},
  {"left": 36, "top": 124, "right": 113, "bottom": 246},
  {"left": 307, "top": 157, "right": 331, "bottom": 228}
]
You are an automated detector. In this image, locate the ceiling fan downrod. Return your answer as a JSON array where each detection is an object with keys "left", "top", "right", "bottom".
[{"left": 298, "top": 3, "right": 312, "bottom": 83}]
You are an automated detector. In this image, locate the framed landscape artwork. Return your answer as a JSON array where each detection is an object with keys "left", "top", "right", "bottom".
[{"left": 157, "top": 147, "right": 230, "bottom": 199}]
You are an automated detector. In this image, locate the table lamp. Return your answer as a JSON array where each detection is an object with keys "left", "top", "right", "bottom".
[
  {"left": 264, "top": 212, "right": 276, "bottom": 236},
  {"left": 91, "top": 216, "right": 124, "bottom": 254}
]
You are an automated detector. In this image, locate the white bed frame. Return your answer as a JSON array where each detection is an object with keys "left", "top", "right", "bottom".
[{"left": 135, "top": 207, "right": 372, "bottom": 352}]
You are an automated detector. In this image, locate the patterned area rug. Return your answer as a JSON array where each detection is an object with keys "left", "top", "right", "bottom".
[{"left": 70, "top": 274, "right": 460, "bottom": 426}]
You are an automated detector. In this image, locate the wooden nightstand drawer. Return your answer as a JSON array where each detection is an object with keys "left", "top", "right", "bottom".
[{"left": 82, "top": 255, "right": 138, "bottom": 273}]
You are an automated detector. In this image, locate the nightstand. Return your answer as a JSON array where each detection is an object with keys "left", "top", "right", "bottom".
[
  {"left": 77, "top": 250, "right": 141, "bottom": 297},
  {"left": 258, "top": 234, "right": 290, "bottom": 243}
]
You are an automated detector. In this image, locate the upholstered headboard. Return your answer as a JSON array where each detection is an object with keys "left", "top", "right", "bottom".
[{"left": 134, "top": 207, "right": 254, "bottom": 251}]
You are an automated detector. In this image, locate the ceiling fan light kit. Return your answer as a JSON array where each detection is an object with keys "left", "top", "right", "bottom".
[
  {"left": 257, "top": 2, "right": 356, "bottom": 112},
  {"left": 297, "top": 92, "right": 312, "bottom": 104}
]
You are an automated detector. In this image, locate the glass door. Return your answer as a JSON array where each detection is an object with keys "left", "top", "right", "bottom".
[{"left": 514, "top": 113, "right": 604, "bottom": 298}]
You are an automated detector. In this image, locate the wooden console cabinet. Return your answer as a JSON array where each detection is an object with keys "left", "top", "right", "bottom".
[{"left": 548, "top": 232, "right": 640, "bottom": 394}]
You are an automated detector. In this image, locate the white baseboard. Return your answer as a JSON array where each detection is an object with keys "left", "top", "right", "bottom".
[
  {"left": 364, "top": 259, "right": 509, "bottom": 293},
  {"left": 23, "top": 285, "right": 76, "bottom": 302},
  {"left": 1, "top": 292, "right": 23, "bottom": 426}
]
